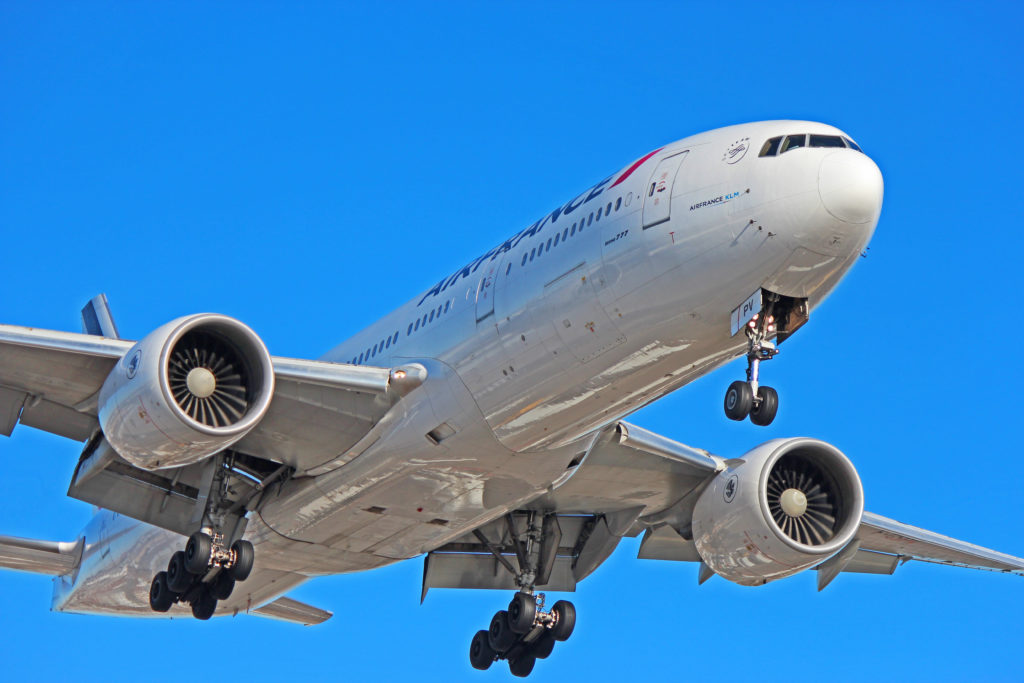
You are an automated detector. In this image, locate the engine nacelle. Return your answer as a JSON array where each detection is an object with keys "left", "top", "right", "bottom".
[
  {"left": 98, "top": 314, "right": 275, "bottom": 470},
  {"left": 692, "top": 438, "right": 864, "bottom": 586}
]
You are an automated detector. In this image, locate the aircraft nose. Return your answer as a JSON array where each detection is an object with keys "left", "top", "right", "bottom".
[{"left": 817, "top": 151, "right": 883, "bottom": 224}]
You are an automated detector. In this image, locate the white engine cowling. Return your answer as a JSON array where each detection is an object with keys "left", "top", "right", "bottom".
[
  {"left": 98, "top": 314, "right": 275, "bottom": 470},
  {"left": 692, "top": 438, "right": 864, "bottom": 586}
]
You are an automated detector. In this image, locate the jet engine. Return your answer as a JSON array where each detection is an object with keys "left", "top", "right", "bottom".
[
  {"left": 98, "top": 314, "right": 275, "bottom": 470},
  {"left": 691, "top": 438, "right": 864, "bottom": 586}
]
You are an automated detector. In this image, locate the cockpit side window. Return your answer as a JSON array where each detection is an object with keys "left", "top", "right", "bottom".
[
  {"left": 759, "top": 136, "right": 782, "bottom": 157},
  {"left": 809, "top": 134, "right": 845, "bottom": 148},
  {"left": 780, "top": 134, "right": 806, "bottom": 153},
  {"left": 843, "top": 136, "right": 863, "bottom": 152}
]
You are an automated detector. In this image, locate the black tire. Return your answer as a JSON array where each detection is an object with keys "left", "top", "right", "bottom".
[
  {"left": 550, "top": 600, "right": 576, "bottom": 642},
  {"left": 749, "top": 385, "right": 779, "bottom": 426},
  {"left": 149, "top": 572, "right": 175, "bottom": 612},
  {"left": 469, "top": 630, "right": 496, "bottom": 670},
  {"left": 530, "top": 632, "right": 555, "bottom": 659},
  {"left": 507, "top": 593, "right": 536, "bottom": 634},
  {"left": 509, "top": 654, "right": 536, "bottom": 678},
  {"left": 166, "top": 551, "right": 193, "bottom": 593},
  {"left": 488, "top": 610, "right": 518, "bottom": 652},
  {"left": 211, "top": 571, "right": 235, "bottom": 600},
  {"left": 724, "top": 380, "right": 753, "bottom": 421},
  {"left": 229, "top": 540, "right": 254, "bottom": 581},
  {"left": 185, "top": 532, "right": 212, "bottom": 575},
  {"left": 190, "top": 588, "right": 217, "bottom": 620}
]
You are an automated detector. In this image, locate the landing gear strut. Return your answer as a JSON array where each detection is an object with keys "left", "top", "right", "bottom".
[
  {"left": 725, "top": 297, "right": 781, "bottom": 426},
  {"left": 467, "top": 512, "right": 577, "bottom": 677},
  {"left": 147, "top": 452, "right": 272, "bottom": 618}
]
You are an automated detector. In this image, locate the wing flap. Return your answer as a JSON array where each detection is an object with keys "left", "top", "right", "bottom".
[
  {"left": 250, "top": 595, "right": 333, "bottom": 626},
  {"left": 858, "top": 512, "right": 1024, "bottom": 575},
  {"left": 0, "top": 534, "right": 82, "bottom": 575}
]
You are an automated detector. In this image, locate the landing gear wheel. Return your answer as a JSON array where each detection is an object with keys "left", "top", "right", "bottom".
[
  {"left": 724, "top": 381, "right": 753, "bottom": 421},
  {"left": 469, "top": 630, "right": 496, "bottom": 670},
  {"left": 531, "top": 632, "right": 555, "bottom": 659},
  {"left": 211, "top": 571, "right": 236, "bottom": 600},
  {"left": 229, "top": 540, "right": 254, "bottom": 581},
  {"left": 149, "top": 571, "right": 176, "bottom": 612},
  {"left": 509, "top": 654, "right": 536, "bottom": 678},
  {"left": 488, "top": 610, "right": 518, "bottom": 652},
  {"left": 166, "top": 551, "right": 193, "bottom": 593},
  {"left": 749, "top": 385, "right": 779, "bottom": 426},
  {"left": 550, "top": 600, "right": 576, "bottom": 641},
  {"left": 507, "top": 593, "right": 536, "bottom": 634},
  {"left": 190, "top": 588, "right": 217, "bottom": 621},
  {"left": 185, "top": 532, "right": 213, "bottom": 574}
]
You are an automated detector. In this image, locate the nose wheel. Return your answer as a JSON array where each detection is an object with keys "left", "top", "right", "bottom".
[{"left": 724, "top": 309, "right": 780, "bottom": 426}]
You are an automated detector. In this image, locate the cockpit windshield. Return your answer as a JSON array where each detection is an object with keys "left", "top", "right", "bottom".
[{"left": 759, "top": 133, "right": 863, "bottom": 157}]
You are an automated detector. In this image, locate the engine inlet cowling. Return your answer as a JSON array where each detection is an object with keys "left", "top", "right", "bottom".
[
  {"left": 691, "top": 438, "right": 864, "bottom": 586},
  {"left": 98, "top": 314, "right": 275, "bottom": 470}
]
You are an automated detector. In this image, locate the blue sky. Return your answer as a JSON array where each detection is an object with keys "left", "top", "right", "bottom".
[{"left": 2, "top": 2, "right": 1022, "bottom": 681}]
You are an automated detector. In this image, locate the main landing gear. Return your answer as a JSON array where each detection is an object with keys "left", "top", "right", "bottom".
[
  {"left": 469, "top": 592, "right": 576, "bottom": 677},
  {"left": 724, "top": 304, "right": 781, "bottom": 426},
  {"left": 467, "top": 511, "right": 577, "bottom": 677},
  {"left": 149, "top": 531, "right": 254, "bottom": 619},
  {"left": 148, "top": 452, "right": 266, "bottom": 619}
]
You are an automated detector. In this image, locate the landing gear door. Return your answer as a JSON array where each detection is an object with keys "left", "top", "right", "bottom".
[
  {"left": 642, "top": 151, "right": 689, "bottom": 229},
  {"left": 475, "top": 255, "right": 504, "bottom": 322}
]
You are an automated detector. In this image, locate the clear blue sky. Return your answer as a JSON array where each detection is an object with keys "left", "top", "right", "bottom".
[{"left": 2, "top": 3, "right": 1022, "bottom": 681}]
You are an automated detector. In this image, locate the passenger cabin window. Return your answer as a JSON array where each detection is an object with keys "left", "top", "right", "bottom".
[
  {"left": 809, "top": 134, "right": 845, "bottom": 148},
  {"left": 780, "top": 134, "right": 806, "bottom": 153}
]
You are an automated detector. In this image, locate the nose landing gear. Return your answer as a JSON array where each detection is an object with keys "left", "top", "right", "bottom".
[{"left": 724, "top": 305, "right": 781, "bottom": 426}]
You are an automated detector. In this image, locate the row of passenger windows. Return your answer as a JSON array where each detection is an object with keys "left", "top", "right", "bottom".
[
  {"left": 351, "top": 329, "right": 400, "bottom": 365},
  {"left": 519, "top": 195, "right": 625, "bottom": 267},
  {"left": 759, "top": 134, "right": 862, "bottom": 157},
  {"left": 349, "top": 299, "right": 454, "bottom": 365},
  {"left": 350, "top": 192, "right": 631, "bottom": 364},
  {"left": 407, "top": 299, "right": 452, "bottom": 337}
]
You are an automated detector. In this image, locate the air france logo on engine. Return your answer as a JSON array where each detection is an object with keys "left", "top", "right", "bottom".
[
  {"left": 722, "top": 137, "right": 750, "bottom": 164},
  {"left": 125, "top": 349, "right": 142, "bottom": 379},
  {"left": 690, "top": 191, "right": 741, "bottom": 211},
  {"left": 723, "top": 475, "right": 738, "bottom": 503}
]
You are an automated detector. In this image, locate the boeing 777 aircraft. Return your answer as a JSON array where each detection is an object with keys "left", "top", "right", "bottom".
[{"left": 1, "top": 121, "right": 1021, "bottom": 677}]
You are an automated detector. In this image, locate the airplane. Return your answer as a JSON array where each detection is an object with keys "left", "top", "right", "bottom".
[{"left": 1, "top": 120, "right": 1021, "bottom": 678}]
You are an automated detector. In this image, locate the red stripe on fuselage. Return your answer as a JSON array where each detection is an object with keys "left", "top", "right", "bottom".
[{"left": 609, "top": 147, "right": 664, "bottom": 188}]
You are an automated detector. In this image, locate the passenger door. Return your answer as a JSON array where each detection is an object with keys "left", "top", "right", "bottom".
[
  {"left": 475, "top": 255, "right": 504, "bottom": 322},
  {"left": 642, "top": 151, "right": 689, "bottom": 229}
]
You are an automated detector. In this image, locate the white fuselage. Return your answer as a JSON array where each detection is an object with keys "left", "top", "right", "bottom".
[{"left": 54, "top": 120, "right": 883, "bottom": 617}]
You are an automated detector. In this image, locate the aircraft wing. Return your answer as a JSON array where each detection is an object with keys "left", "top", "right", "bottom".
[
  {"left": 0, "top": 324, "right": 420, "bottom": 472},
  {"left": 0, "top": 323, "right": 424, "bottom": 535},
  {"left": 423, "top": 421, "right": 1024, "bottom": 596}
]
